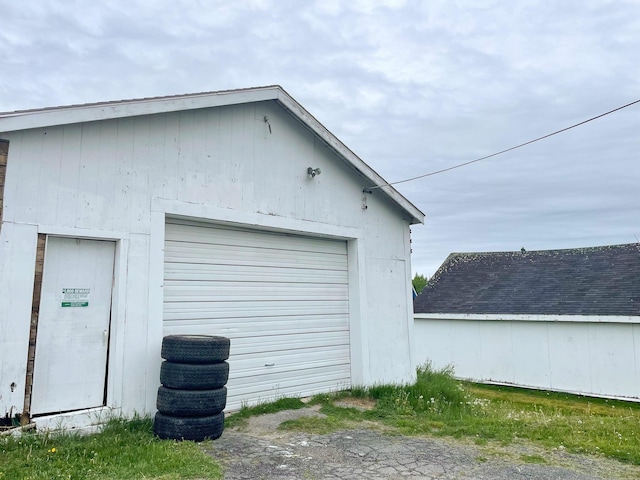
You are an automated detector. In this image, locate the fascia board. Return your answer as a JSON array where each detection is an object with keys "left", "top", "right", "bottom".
[
  {"left": 276, "top": 89, "right": 425, "bottom": 225},
  {"left": 414, "top": 313, "right": 640, "bottom": 324},
  {"left": 0, "top": 87, "right": 280, "bottom": 133}
]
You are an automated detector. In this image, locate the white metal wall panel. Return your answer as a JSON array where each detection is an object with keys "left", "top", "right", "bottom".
[
  {"left": 163, "top": 219, "right": 350, "bottom": 409},
  {"left": 414, "top": 315, "right": 640, "bottom": 401}
]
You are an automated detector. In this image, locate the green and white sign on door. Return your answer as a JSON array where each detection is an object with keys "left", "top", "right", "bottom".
[{"left": 61, "top": 288, "right": 90, "bottom": 307}]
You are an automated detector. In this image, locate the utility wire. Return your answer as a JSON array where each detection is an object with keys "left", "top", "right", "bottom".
[{"left": 369, "top": 98, "right": 640, "bottom": 190}]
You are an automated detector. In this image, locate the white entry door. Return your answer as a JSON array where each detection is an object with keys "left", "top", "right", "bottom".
[{"left": 31, "top": 237, "right": 115, "bottom": 415}]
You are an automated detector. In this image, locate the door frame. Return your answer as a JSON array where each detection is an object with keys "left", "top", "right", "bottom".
[
  {"left": 30, "top": 236, "right": 116, "bottom": 416},
  {"left": 146, "top": 201, "right": 369, "bottom": 412},
  {"left": 25, "top": 227, "right": 129, "bottom": 422}
]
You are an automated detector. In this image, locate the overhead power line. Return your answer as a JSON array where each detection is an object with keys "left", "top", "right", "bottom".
[{"left": 369, "top": 98, "right": 640, "bottom": 190}]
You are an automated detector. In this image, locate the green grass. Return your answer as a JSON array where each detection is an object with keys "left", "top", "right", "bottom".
[
  {"left": 520, "top": 454, "right": 548, "bottom": 464},
  {"left": 274, "top": 363, "right": 640, "bottom": 466},
  {"left": 0, "top": 416, "right": 222, "bottom": 480},
  {"left": 464, "top": 382, "right": 640, "bottom": 463}
]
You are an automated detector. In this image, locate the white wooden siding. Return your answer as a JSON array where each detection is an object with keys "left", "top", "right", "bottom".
[
  {"left": 1, "top": 98, "right": 416, "bottom": 423},
  {"left": 163, "top": 219, "right": 351, "bottom": 409},
  {"left": 414, "top": 314, "right": 640, "bottom": 401}
]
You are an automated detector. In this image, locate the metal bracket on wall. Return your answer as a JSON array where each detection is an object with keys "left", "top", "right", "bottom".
[{"left": 362, "top": 188, "right": 372, "bottom": 210}]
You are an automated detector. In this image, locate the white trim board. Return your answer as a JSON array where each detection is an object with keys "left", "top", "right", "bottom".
[
  {"left": 415, "top": 313, "right": 640, "bottom": 324},
  {"left": 152, "top": 198, "right": 364, "bottom": 240}
]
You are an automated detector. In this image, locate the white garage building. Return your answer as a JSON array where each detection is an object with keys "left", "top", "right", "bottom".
[{"left": 0, "top": 86, "right": 424, "bottom": 430}]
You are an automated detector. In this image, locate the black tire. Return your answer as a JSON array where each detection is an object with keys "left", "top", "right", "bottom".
[
  {"left": 160, "top": 361, "right": 229, "bottom": 390},
  {"left": 161, "top": 335, "right": 230, "bottom": 364},
  {"left": 157, "top": 386, "right": 227, "bottom": 417},
  {"left": 153, "top": 411, "right": 224, "bottom": 441}
]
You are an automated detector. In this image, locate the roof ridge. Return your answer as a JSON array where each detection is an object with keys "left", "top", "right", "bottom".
[
  {"left": 447, "top": 242, "right": 640, "bottom": 257},
  {"left": 416, "top": 242, "right": 640, "bottom": 316}
]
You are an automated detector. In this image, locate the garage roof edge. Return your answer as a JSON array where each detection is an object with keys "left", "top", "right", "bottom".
[
  {"left": 274, "top": 89, "right": 424, "bottom": 224},
  {"left": 0, "top": 85, "right": 424, "bottom": 224}
]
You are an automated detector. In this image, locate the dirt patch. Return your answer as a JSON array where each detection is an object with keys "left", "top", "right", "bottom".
[
  {"left": 227, "top": 405, "right": 325, "bottom": 439},
  {"left": 333, "top": 396, "right": 377, "bottom": 411}
]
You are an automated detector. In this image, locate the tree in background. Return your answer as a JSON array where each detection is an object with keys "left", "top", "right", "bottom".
[{"left": 412, "top": 273, "right": 428, "bottom": 295}]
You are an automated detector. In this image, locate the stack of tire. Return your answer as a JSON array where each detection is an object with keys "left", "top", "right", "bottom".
[{"left": 153, "top": 335, "right": 230, "bottom": 441}]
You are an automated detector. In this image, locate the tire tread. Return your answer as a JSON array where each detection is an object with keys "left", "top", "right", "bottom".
[
  {"left": 161, "top": 335, "right": 230, "bottom": 364},
  {"left": 157, "top": 386, "right": 227, "bottom": 417},
  {"left": 153, "top": 412, "right": 224, "bottom": 441}
]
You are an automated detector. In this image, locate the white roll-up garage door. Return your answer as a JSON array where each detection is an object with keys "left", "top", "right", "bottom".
[{"left": 163, "top": 219, "right": 351, "bottom": 409}]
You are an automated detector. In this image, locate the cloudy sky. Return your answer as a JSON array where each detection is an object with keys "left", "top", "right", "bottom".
[{"left": 2, "top": 0, "right": 639, "bottom": 277}]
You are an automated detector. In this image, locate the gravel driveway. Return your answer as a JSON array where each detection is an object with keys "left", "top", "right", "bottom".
[{"left": 205, "top": 407, "right": 639, "bottom": 480}]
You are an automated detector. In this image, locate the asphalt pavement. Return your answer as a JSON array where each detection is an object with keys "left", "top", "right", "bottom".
[{"left": 205, "top": 408, "right": 636, "bottom": 480}]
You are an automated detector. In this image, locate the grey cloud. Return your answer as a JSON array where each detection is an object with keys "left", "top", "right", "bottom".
[{"left": 1, "top": 0, "right": 638, "bottom": 279}]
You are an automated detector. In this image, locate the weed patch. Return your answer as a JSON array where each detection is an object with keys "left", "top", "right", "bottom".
[{"left": 520, "top": 454, "right": 548, "bottom": 464}]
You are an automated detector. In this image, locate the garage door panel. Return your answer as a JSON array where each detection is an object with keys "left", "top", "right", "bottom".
[
  {"left": 163, "top": 220, "right": 351, "bottom": 409},
  {"left": 164, "top": 264, "right": 348, "bottom": 284},
  {"left": 227, "top": 367, "right": 350, "bottom": 394},
  {"left": 165, "top": 242, "right": 347, "bottom": 270},
  {"left": 229, "top": 348, "right": 350, "bottom": 376},
  {"left": 228, "top": 332, "right": 350, "bottom": 355},
  {"left": 164, "top": 324, "right": 348, "bottom": 343},
  {"left": 160, "top": 331, "right": 350, "bottom": 358},
  {"left": 226, "top": 367, "right": 351, "bottom": 409},
  {"left": 166, "top": 222, "right": 347, "bottom": 255},
  {"left": 163, "top": 283, "right": 349, "bottom": 302},
  {"left": 163, "top": 317, "right": 349, "bottom": 341},
  {"left": 164, "top": 300, "right": 348, "bottom": 320}
]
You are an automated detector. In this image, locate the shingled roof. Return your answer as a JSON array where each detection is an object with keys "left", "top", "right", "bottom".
[{"left": 414, "top": 243, "right": 640, "bottom": 316}]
